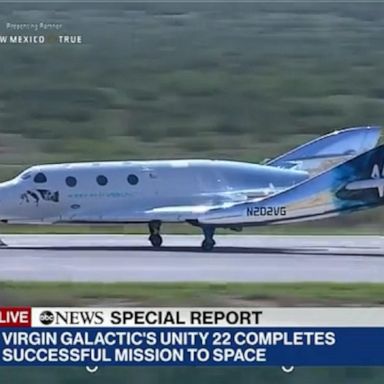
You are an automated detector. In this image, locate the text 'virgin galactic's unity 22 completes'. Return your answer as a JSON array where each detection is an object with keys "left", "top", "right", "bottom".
[{"left": 0, "top": 126, "right": 382, "bottom": 250}]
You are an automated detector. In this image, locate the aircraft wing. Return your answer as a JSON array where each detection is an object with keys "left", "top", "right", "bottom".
[
  {"left": 55, "top": 203, "right": 235, "bottom": 223},
  {"left": 142, "top": 204, "right": 228, "bottom": 221},
  {"left": 265, "top": 126, "right": 381, "bottom": 175},
  {"left": 55, "top": 186, "right": 287, "bottom": 224}
]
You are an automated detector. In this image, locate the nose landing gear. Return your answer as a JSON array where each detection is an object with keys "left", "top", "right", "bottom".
[{"left": 148, "top": 221, "right": 163, "bottom": 248}]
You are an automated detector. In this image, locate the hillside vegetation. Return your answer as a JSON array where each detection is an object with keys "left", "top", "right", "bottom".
[{"left": 0, "top": 2, "right": 383, "bottom": 229}]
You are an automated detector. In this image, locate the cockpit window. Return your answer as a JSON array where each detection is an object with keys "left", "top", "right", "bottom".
[
  {"left": 34, "top": 172, "right": 47, "bottom": 183},
  {"left": 20, "top": 171, "right": 32, "bottom": 180}
]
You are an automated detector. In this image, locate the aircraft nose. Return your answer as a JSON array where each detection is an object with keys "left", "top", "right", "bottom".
[{"left": 0, "top": 181, "right": 19, "bottom": 205}]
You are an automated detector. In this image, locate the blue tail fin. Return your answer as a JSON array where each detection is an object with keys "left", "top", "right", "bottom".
[
  {"left": 333, "top": 144, "right": 384, "bottom": 207},
  {"left": 256, "top": 144, "right": 384, "bottom": 221}
]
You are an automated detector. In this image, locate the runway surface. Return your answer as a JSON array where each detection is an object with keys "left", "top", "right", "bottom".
[{"left": 0, "top": 234, "right": 383, "bottom": 282}]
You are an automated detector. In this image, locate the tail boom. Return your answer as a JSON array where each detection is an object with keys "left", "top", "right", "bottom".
[{"left": 199, "top": 144, "right": 384, "bottom": 226}]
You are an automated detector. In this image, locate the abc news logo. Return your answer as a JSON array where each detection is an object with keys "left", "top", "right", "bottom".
[{"left": 39, "top": 310, "right": 103, "bottom": 325}]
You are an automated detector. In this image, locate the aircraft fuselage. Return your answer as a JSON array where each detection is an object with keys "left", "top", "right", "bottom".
[{"left": 0, "top": 160, "right": 307, "bottom": 224}]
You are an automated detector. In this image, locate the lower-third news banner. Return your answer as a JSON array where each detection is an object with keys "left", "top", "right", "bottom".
[{"left": 0, "top": 307, "right": 383, "bottom": 366}]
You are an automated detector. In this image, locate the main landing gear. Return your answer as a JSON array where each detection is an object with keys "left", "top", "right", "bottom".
[
  {"left": 148, "top": 221, "right": 163, "bottom": 248},
  {"left": 148, "top": 221, "right": 217, "bottom": 251},
  {"left": 201, "top": 225, "right": 216, "bottom": 251}
]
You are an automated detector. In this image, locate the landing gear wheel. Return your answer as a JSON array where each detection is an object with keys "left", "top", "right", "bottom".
[
  {"left": 201, "top": 239, "right": 216, "bottom": 251},
  {"left": 149, "top": 234, "right": 163, "bottom": 248},
  {"left": 148, "top": 221, "right": 162, "bottom": 248}
]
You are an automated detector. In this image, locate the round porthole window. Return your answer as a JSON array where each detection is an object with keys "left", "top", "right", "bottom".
[
  {"left": 97, "top": 175, "right": 108, "bottom": 186},
  {"left": 66, "top": 176, "right": 77, "bottom": 187},
  {"left": 127, "top": 174, "right": 139, "bottom": 185}
]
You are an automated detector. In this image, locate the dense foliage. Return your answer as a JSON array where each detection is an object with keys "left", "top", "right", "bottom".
[{"left": 0, "top": 1, "right": 383, "bottom": 227}]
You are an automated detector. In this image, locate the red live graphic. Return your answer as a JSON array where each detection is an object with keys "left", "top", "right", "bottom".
[{"left": 0, "top": 307, "right": 31, "bottom": 327}]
